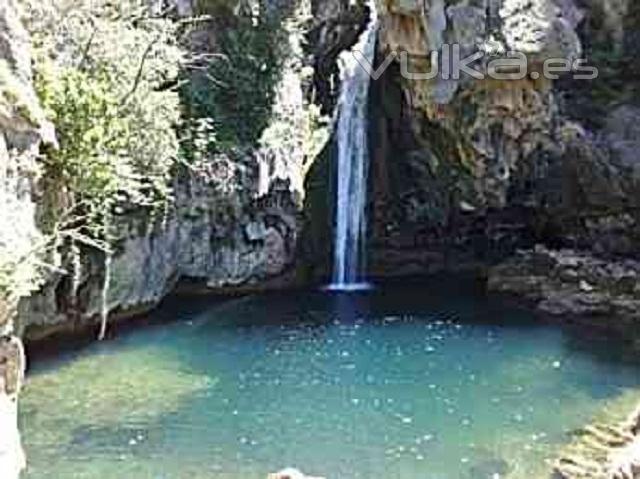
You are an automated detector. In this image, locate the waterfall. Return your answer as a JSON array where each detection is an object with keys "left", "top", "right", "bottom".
[{"left": 329, "top": 3, "right": 378, "bottom": 291}]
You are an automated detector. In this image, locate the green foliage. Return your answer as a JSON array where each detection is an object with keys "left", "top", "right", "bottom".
[
  {"left": 37, "top": 68, "right": 121, "bottom": 208},
  {"left": 25, "top": 0, "right": 182, "bottom": 240},
  {"left": 560, "top": 3, "right": 640, "bottom": 129},
  {"left": 180, "top": 10, "right": 285, "bottom": 154}
]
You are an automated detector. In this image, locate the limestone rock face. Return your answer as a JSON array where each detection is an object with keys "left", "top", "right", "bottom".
[
  {"left": 0, "top": 0, "right": 54, "bottom": 330},
  {"left": 375, "top": 0, "right": 582, "bottom": 212},
  {"left": 0, "top": 1, "right": 53, "bottom": 476},
  {"left": 0, "top": 338, "right": 25, "bottom": 479},
  {"left": 379, "top": 0, "right": 582, "bottom": 59},
  {"left": 308, "top": 0, "right": 370, "bottom": 114},
  {"left": 602, "top": 106, "right": 640, "bottom": 173},
  {"left": 499, "top": 0, "right": 581, "bottom": 60},
  {"left": 353, "top": 0, "right": 640, "bottom": 293},
  {"left": 19, "top": 173, "right": 299, "bottom": 339}
]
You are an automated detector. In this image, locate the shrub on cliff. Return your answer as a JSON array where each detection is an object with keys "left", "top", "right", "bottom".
[
  {"left": 24, "top": 0, "right": 183, "bottom": 239},
  {"left": 180, "top": 0, "right": 285, "bottom": 154}
]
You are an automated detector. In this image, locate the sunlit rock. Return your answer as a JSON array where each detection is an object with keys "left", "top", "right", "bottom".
[
  {"left": 500, "top": 0, "right": 582, "bottom": 61},
  {"left": 0, "top": 337, "right": 25, "bottom": 479},
  {"left": 268, "top": 467, "right": 326, "bottom": 479},
  {"left": 554, "top": 396, "right": 640, "bottom": 479},
  {"left": 0, "top": 0, "right": 53, "bottom": 476}
]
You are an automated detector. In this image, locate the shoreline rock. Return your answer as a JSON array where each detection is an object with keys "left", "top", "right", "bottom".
[
  {"left": 0, "top": 337, "right": 26, "bottom": 479},
  {"left": 488, "top": 245, "right": 640, "bottom": 337}
]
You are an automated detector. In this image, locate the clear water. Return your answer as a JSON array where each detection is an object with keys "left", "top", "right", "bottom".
[{"left": 20, "top": 279, "right": 640, "bottom": 479}]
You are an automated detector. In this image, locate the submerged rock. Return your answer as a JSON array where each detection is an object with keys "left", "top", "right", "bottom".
[
  {"left": 267, "top": 467, "right": 326, "bottom": 479},
  {"left": 466, "top": 456, "right": 511, "bottom": 478},
  {"left": 553, "top": 404, "right": 640, "bottom": 479}
]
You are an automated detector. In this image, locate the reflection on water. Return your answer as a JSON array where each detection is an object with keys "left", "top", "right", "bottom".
[{"left": 20, "top": 278, "right": 640, "bottom": 479}]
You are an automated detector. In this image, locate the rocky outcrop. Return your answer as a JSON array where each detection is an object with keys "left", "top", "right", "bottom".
[
  {"left": 484, "top": 73, "right": 640, "bottom": 331},
  {"left": 371, "top": 0, "right": 578, "bottom": 239},
  {"left": 307, "top": 0, "right": 369, "bottom": 115},
  {"left": 0, "top": 0, "right": 55, "bottom": 327},
  {"left": 488, "top": 246, "right": 640, "bottom": 333},
  {"left": 19, "top": 173, "right": 299, "bottom": 340},
  {"left": 0, "top": 337, "right": 26, "bottom": 479}
]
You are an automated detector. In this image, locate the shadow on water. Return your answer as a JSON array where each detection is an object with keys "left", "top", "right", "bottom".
[
  {"left": 27, "top": 273, "right": 640, "bottom": 371},
  {"left": 25, "top": 293, "right": 227, "bottom": 365},
  {"left": 186, "top": 274, "right": 549, "bottom": 337}
]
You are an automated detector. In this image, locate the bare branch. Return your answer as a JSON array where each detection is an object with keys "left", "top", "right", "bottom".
[
  {"left": 120, "top": 33, "right": 162, "bottom": 105},
  {"left": 77, "top": 18, "right": 97, "bottom": 72}
]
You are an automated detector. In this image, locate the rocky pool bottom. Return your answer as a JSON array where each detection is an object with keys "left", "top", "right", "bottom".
[{"left": 18, "top": 278, "right": 640, "bottom": 479}]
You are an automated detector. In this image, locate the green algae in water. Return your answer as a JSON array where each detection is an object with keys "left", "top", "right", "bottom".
[{"left": 19, "top": 282, "right": 640, "bottom": 479}]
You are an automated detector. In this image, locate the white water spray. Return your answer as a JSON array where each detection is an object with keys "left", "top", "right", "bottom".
[{"left": 329, "top": 3, "right": 378, "bottom": 291}]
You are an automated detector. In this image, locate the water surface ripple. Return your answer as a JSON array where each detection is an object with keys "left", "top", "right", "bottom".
[{"left": 20, "top": 279, "right": 640, "bottom": 479}]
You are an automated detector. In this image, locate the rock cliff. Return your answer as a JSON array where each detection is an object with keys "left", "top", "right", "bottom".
[
  {"left": 0, "top": 0, "right": 54, "bottom": 475},
  {"left": 19, "top": 171, "right": 300, "bottom": 340},
  {"left": 14, "top": 0, "right": 344, "bottom": 340},
  {"left": 368, "top": 0, "right": 637, "bottom": 265}
]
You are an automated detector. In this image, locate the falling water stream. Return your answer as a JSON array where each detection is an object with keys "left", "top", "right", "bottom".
[{"left": 330, "top": 3, "right": 378, "bottom": 290}]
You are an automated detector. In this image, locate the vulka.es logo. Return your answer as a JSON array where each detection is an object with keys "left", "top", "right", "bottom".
[{"left": 353, "top": 44, "right": 599, "bottom": 81}]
